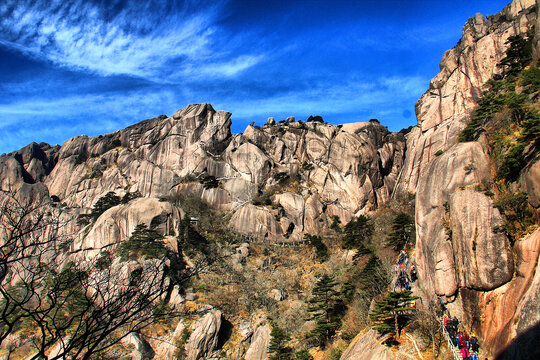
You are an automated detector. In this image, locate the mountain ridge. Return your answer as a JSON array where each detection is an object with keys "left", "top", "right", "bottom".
[{"left": 0, "top": 0, "right": 539, "bottom": 359}]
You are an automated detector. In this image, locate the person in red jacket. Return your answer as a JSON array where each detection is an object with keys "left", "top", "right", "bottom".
[{"left": 460, "top": 346, "right": 470, "bottom": 359}]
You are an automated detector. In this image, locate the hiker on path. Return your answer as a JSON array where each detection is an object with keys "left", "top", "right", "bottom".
[
  {"left": 470, "top": 334, "right": 480, "bottom": 353},
  {"left": 460, "top": 346, "right": 470, "bottom": 359},
  {"left": 410, "top": 264, "right": 417, "bottom": 282}
]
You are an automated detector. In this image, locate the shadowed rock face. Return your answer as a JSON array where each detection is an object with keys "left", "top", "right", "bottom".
[
  {"left": 0, "top": 103, "right": 406, "bottom": 243},
  {"left": 0, "top": 142, "right": 59, "bottom": 189}
]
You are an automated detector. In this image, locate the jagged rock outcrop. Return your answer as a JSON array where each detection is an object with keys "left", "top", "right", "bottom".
[
  {"left": 224, "top": 120, "right": 405, "bottom": 240},
  {"left": 122, "top": 333, "right": 155, "bottom": 360},
  {"left": 0, "top": 103, "right": 405, "bottom": 243},
  {"left": 340, "top": 330, "right": 391, "bottom": 360},
  {"left": 185, "top": 310, "right": 223, "bottom": 360},
  {"left": 0, "top": 142, "right": 59, "bottom": 189},
  {"left": 398, "top": 1, "right": 540, "bottom": 358},
  {"left": 398, "top": 0, "right": 537, "bottom": 194},
  {"left": 244, "top": 324, "right": 271, "bottom": 360}
]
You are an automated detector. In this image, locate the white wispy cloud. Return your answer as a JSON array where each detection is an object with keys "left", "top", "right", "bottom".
[
  {"left": 0, "top": 0, "right": 263, "bottom": 80},
  {"left": 0, "top": 89, "right": 180, "bottom": 153}
]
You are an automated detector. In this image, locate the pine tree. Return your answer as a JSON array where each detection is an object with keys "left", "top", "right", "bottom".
[
  {"left": 357, "top": 253, "right": 389, "bottom": 298},
  {"left": 77, "top": 191, "right": 121, "bottom": 225},
  {"left": 304, "top": 234, "right": 328, "bottom": 261},
  {"left": 91, "top": 191, "right": 121, "bottom": 218},
  {"left": 370, "top": 290, "right": 418, "bottom": 342},
  {"left": 307, "top": 274, "right": 345, "bottom": 346},
  {"left": 117, "top": 223, "right": 167, "bottom": 261},
  {"left": 342, "top": 215, "right": 373, "bottom": 249},
  {"left": 499, "top": 35, "right": 532, "bottom": 77},
  {"left": 268, "top": 324, "right": 293, "bottom": 360},
  {"left": 386, "top": 213, "right": 414, "bottom": 250}
]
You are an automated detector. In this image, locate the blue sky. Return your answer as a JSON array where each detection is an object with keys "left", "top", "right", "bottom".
[{"left": 0, "top": 0, "right": 512, "bottom": 154}]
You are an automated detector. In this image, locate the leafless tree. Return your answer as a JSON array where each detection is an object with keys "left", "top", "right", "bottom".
[
  {"left": 0, "top": 189, "right": 200, "bottom": 359},
  {"left": 413, "top": 302, "right": 443, "bottom": 358}
]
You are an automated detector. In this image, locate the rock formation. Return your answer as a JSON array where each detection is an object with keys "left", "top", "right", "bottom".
[
  {"left": 0, "top": 1, "right": 538, "bottom": 359},
  {"left": 244, "top": 324, "right": 271, "bottom": 360},
  {"left": 185, "top": 310, "right": 223, "bottom": 360},
  {"left": 340, "top": 330, "right": 391, "bottom": 360},
  {"left": 398, "top": 0, "right": 537, "bottom": 193},
  {"left": 0, "top": 103, "right": 405, "bottom": 245},
  {"left": 396, "top": 0, "right": 540, "bottom": 358}
]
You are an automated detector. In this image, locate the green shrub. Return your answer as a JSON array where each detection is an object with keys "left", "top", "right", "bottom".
[
  {"left": 342, "top": 215, "right": 374, "bottom": 250},
  {"left": 434, "top": 150, "right": 444, "bottom": 156},
  {"left": 74, "top": 152, "right": 88, "bottom": 165},
  {"left": 95, "top": 251, "right": 113, "bottom": 270},
  {"left": 295, "top": 349, "right": 313, "bottom": 360},
  {"left": 498, "top": 142, "right": 526, "bottom": 182},
  {"left": 304, "top": 234, "right": 328, "bottom": 261},
  {"left": 121, "top": 190, "right": 141, "bottom": 204},
  {"left": 117, "top": 224, "right": 167, "bottom": 261},
  {"left": 330, "top": 215, "right": 341, "bottom": 231},
  {"left": 330, "top": 349, "right": 343, "bottom": 360},
  {"left": 521, "top": 66, "right": 540, "bottom": 93},
  {"left": 199, "top": 174, "right": 219, "bottom": 189},
  {"left": 494, "top": 191, "right": 534, "bottom": 243},
  {"left": 174, "top": 328, "right": 191, "bottom": 359}
]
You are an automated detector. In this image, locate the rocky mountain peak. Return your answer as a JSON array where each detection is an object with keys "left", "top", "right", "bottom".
[{"left": 398, "top": 0, "right": 537, "bottom": 194}]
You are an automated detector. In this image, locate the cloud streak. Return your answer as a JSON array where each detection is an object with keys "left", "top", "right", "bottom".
[
  {"left": 0, "top": 0, "right": 262, "bottom": 80},
  {"left": 0, "top": 74, "right": 428, "bottom": 154},
  {"left": 0, "top": 88, "right": 179, "bottom": 153}
]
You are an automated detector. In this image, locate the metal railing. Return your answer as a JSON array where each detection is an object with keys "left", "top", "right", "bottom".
[{"left": 438, "top": 318, "right": 461, "bottom": 360}]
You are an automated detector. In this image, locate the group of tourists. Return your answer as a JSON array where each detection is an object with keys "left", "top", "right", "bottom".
[
  {"left": 392, "top": 244, "right": 483, "bottom": 360},
  {"left": 441, "top": 312, "right": 481, "bottom": 360},
  {"left": 393, "top": 249, "right": 417, "bottom": 291}
]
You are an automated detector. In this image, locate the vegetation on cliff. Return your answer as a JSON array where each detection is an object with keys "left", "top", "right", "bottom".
[{"left": 459, "top": 33, "right": 538, "bottom": 241}]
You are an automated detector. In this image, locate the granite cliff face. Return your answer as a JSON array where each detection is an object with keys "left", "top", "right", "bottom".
[
  {"left": 398, "top": 0, "right": 537, "bottom": 193},
  {"left": 397, "top": 0, "right": 540, "bottom": 358},
  {"left": 1, "top": 1, "right": 539, "bottom": 359},
  {"left": 0, "top": 104, "right": 405, "bottom": 246}
]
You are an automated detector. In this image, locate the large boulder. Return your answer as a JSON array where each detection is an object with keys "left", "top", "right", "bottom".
[
  {"left": 185, "top": 310, "right": 223, "bottom": 360},
  {"left": 449, "top": 189, "right": 513, "bottom": 290},
  {"left": 77, "top": 197, "right": 181, "bottom": 258},
  {"left": 415, "top": 142, "right": 493, "bottom": 298},
  {"left": 340, "top": 329, "right": 391, "bottom": 360},
  {"left": 244, "top": 324, "right": 271, "bottom": 360}
]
